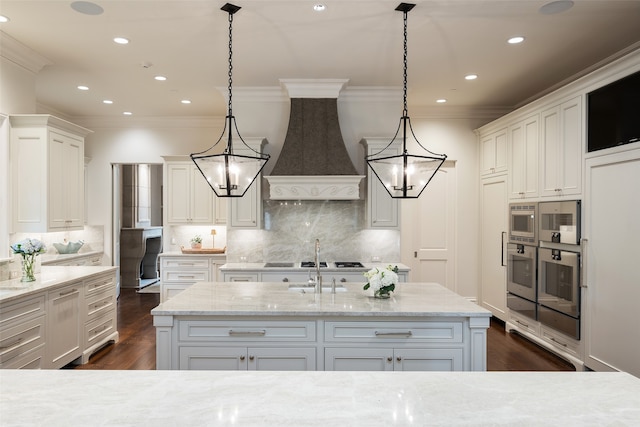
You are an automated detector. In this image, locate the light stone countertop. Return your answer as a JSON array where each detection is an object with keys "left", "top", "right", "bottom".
[
  {"left": 1, "top": 370, "right": 639, "bottom": 426},
  {"left": 40, "top": 250, "right": 104, "bottom": 265},
  {"left": 219, "top": 262, "right": 411, "bottom": 272},
  {"left": 150, "top": 281, "right": 491, "bottom": 318},
  {"left": 158, "top": 251, "right": 227, "bottom": 258},
  {"left": 0, "top": 266, "right": 118, "bottom": 304}
]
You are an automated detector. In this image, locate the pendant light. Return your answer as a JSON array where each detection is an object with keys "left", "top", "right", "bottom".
[
  {"left": 191, "top": 3, "right": 269, "bottom": 197},
  {"left": 365, "top": 3, "right": 447, "bottom": 199}
]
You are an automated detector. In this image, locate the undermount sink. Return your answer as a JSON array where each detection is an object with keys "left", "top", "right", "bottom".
[{"left": 287, "top": 283, "right": 347, "bottom": 293}]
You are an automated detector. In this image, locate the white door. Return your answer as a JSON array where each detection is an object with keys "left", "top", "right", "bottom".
[
  {"left": 584, "top": 149, "right": 640, "bottom": 377},
  {"left": 401, "top": 162, "right": 456, "bottom": 291}
]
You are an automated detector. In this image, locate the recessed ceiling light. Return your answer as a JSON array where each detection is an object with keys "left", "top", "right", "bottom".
[
  {"left": 539, "top": 0, "right": 574, "bottom": 15},
  {"left": 113, "top": 37, "right": 129, "bottom": 45},
  {"left": 0, "top": 15, "right": 10, "bottom": 23},
  {"left": 508, "top": 36, "right": 525, "bottom": 44},
  {"left": 154, "top": 76, "right": 167, "bottom": 81},
  {"left": 77, "top": 85, "right": 89, "bottom": 91},
  {"left": 70, "top": 1, "right": 104, "bottom": 15},
  {"left": 465, "top": 74, "right": 478, "bottom": 81},
  {"left": 313, "top": 4, "right": 326, "bottom": 12},
  {"left": 103, "top": 100, "right": 113, "bottom": 104},
  {"left": 181, "top": 100, "right": 191, "bottom": 104},
  {"left": 436, "top": 99, "right": 447, "bottom": 104},
  {"left": 123, "top": 111, "right": 132, "bottom": 116}
]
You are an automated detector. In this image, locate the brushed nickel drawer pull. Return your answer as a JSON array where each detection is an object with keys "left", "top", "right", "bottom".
[
  {"left": 375, "top": 331, "right": 412, "bottom": 337},
  {"left": 516, "top": 320, "right": 530, "bottom": 328},
  {"left": 177, "top": 275, "right": 196, "bottom": 279},
  {"left": 0, "top": 338, "right": 23, "bottom": 350},
  {"left": 59, "top": 288, "right": 78, "bottom": 296},
  {"left": 228, "top": 330, "right": 266, "bottom": 336},
  {"left": 549, "top": 337, "right": 568, "bottom": 347}
]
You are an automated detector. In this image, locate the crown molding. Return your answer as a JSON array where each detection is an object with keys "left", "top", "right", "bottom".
[
  {"left": 0, "top": 31, "right": 52, "bottom": 73},
  {"left": 71, "top": 116, "right": 225, "bottom": 130}
]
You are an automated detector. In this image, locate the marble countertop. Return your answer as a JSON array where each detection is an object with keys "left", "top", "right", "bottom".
[
  {"left": 151, "top": 281, "right": 491, "bottom": 318},
  {"left": 158, "top": 251, "right": 227, "bottom": 258},
  {"left": 0, "top": 266, "right": 117, "bottom": 303},
  {"left": 1, "top": 370, "right": 638, "bottom": 426},
  {"left": 220, "top": 262, "right": 411, "bottom": 271},
  {"left": 40, "top": 250, "right": 103, "bottom": 265}
]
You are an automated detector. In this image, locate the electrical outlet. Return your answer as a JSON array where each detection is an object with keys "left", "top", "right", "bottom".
[
  {"left": 171, "top": 238, "right": 176, "bottom": 245},
  {"left": 371, "top": 256, "right": 380, "bottom": 262},
  {"left": 9, "top": 270, "right": 19, "bottom": 279}
]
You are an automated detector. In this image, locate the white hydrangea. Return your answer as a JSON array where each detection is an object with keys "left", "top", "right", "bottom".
[{"left": 363, "top": 265, "right": 399, "bottom": 291}]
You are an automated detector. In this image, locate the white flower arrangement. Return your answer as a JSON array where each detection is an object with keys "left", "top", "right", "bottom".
[
  {"left": 11, "top": 238, "right": 46, "bottom": 282},
  {"left": 363, "top": 265, "right": 399, "bottom": 298},
  {"left": 190, "top": 235, "right": 202, "bottom": 244}
]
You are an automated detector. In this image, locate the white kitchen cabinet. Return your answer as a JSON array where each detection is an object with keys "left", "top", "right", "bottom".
[
  {"left": 9, "top": 115, "right": 91, "bottom": 232},
  {"left": 508, "top": 114, "right": 539, "bottom": 199},
  {"left": 179, "top": 346, "right": 317, "bottom": 371},
  {"left": 228, "top": 138, "right": 266, "bottom": 229},
  {"left": 479, "top": 175, "right": 508, "bottom": 321},
  {"left": 480, "top": 127, "right": 507, "bottom": 176},
  {"left": 159, "top": 254, "right": 225, "bottom": 302},
  {"left": 164, "top": 158, "right": 224, "bottom": 225},
  {"left": 47, "top": 282, "right": 83, "bottom": 369},
  {"left": 82, "top": 271, "right": 118, "bottom": 363},
  {"left": 583, "top": 148, "right": 640, "bottom": 378},
  {"left": 540, "top": 96, "right": 583, "bottom": 197},
  {"left": 325, "top": 347, "right": 463, "bottom": 371},
  {"left": 361, "top": 138, "right": 400, "bottom": 229},
  {"left": 0, "top": 295, "right": 46, "bottom": 369},
  {"left": 221, "top": 267, "right": 407, "bottom": 284}
]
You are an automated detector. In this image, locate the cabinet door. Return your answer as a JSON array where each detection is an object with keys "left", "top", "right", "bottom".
[
  {"left": 190, "top": 165, "right": 215, "bottom": 223},
  {"left": 48, "top": 131, "right": 84, "bottom": 229},
  {"left": 47, "top": 283, "right": 83, "bottom": 368},
  {"left": 363, "top": 139, "right": 400, "bottom": 229},
  {"left": 509, "top": 115, "right": 538, "bottom": 199},
  {"left": 166, "top": 163, "right": 191, "bottom": 223},
  {"left": 228, "top": 140, "right": 264, "bottom": 229},
  {"left": 393, "top": 348, "right": 463, "bottom": 371},
  {"left": 179, "top": 346, "right": 248, "bottom": 370},
  {"left": 481, "top": 128, "right": 507, "bottom": 176},
  {"left": 248, "top": 347, "right": 316, "bottom": 371},
  {"left": 325, "top": 347, "right": 394, "bottom": 371},
  {"left": 480, "top": 175, "right": 507, "bottom": 321}
]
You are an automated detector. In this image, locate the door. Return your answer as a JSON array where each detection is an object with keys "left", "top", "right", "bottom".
[
  {"left": 401, "top": 162, "right": 456, "bottom": 291},
  {"left": 584, "top": 149, "right": 640, "bottom": 377}
]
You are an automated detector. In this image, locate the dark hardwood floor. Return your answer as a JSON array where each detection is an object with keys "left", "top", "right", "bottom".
[{"left": 71, "top": 288, "right": 575, "bottom": 371}]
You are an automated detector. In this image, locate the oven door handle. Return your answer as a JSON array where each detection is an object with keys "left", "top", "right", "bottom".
[
  {"left": 501, "top": 231, "right": 507, "bottom": 267},
  {"left": 580, "top": 237, "right": 588, "bottom": 288}
]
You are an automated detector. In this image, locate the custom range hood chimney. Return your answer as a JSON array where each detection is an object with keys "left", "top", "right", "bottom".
[{"left": 265, "top": 79, "right": 364, "bottom": 200}]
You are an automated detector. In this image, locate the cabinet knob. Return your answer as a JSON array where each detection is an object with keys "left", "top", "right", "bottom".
[
  {"left": 282, "top": 278, "right": 289, "bottom": 282},
  {"left": 340, "top": 278, "right": 347, "bottom": 283},
  {"left": 240, "top": 355, "right": 245, "bottom": 361},
  {"left": 249, "top": 355, "right": 255, "bottom": 361},
  {"left": 387, "top": 357, "right": 392, "bottom": 362},
  {"left": 396, "top": 356, "right": 402, "bottom": 362}
]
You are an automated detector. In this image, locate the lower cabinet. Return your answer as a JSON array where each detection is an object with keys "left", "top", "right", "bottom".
[
  {"left": 159, "top": 255, "right": 225, "bottom": 302},
  {"left": 325, "top": 347, "right": 463, "bottom": 371},
  {"left": 179, "top": 346, "right": 317, "bottom": 371},
  {"left": 0, "top": 296, "right": 46, "bottom": 369},
  {"left": 47, "top": 282, "right": 83, "bottom": 369}
]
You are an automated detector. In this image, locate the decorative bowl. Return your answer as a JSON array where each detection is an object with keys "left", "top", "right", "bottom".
[{"left": 53, "top": 241, "right": 84, "bottom": 254}]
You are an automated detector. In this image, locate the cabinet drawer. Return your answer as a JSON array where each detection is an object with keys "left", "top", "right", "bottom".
[
  {"left": 85, "top": 313, "right": 116, "bottom": 348},
  {"left": 540, "top": 325, "right": 581, "bottom": 358},
  {"left": 86, "top": 290, "right": 116, "bottom": 322},
  {"left": 0, "top": 295, "right": 45, "bottom": 329},
  {"left": 163, "top": 270, "right": 209, "bottom": 283},
  {"left": 85, "top": 273, "right": 116, "bottom": 296},
  {"left": 324, "top": 321, "right": 463, "bottom": 343},
  {"left": 507, "top": 309, "right": 540, "bottom": 335},
  {"left": 0, "top": 316, "right": 45, "bottom": 365},
  {"left": 178, "top": 320, "right": 316, "bottom": 342},
  {"left": 261, "top": 273, "right": 309, "bottom": 283},
  {"left": 223, "top": 273, "right": 259, "bottom": 282},
  {"left": 162, "top": 258, "right": 210, "bottom": 269},
  {"left": 0, "top": 346, "right": 45, "bottom": 369}
]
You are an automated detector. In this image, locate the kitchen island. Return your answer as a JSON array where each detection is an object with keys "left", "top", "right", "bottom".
[
  {"left": 152, "top": 281, "right": 491, "bottom": 371},
  {"left": 2, "top": 370, "right": 639, "bottom": 426}
]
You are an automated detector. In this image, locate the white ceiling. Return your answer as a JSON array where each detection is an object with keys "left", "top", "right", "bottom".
[{"left": 1, "top": 0, "right": 640, "bottom": 118}]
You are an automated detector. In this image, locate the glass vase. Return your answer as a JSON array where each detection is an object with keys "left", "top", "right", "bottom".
[{"left": 21, "top": 254, "right": 36, "bottom": 282}]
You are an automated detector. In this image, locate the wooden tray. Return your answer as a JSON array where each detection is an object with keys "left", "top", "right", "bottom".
[{"left": 180, "top": 246, "right": 226, "bottom": 254}]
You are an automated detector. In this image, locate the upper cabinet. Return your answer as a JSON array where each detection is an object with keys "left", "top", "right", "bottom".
[
  {"left": 540, "top": 96, "right": 583, "bottom": 198},
  {"left": 10, "top": 115, "right": 91, "bottom": 232},
  {"left": 163, "top": 157, "right": 226, "bottom": 225},
  {"left": 361, "top": 138, "right": 399, "bottom": 229},
  {"left": 480, "top": 127, "right": 507, "bottom": 176},
  {"left": 508, "top": 114, "right": 539, "bottom": 199},
  {"left": 228, "top": 138, "right": 267, "bottom": 229}
]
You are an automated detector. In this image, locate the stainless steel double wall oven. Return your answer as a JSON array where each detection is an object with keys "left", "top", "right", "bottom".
[{"left": 507, "top": 200, "right": 582, "bottom": 339}]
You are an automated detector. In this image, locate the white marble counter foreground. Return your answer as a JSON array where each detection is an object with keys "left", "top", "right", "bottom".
[
  {"left": 151, "top": 281, "right": 491, "bottom": 318},
  {"left": 1, "top": 371, "right": 638, "bottom": 426}
]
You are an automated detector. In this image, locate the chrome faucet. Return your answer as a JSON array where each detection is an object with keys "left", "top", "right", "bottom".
[{"left": 314, "top": 238, "right": 322, "bottom": 293}]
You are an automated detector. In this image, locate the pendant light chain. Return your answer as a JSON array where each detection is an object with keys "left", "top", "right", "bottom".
[
  {"left": 227, "top": 11, "right": 234, "bottom": 117},
  {"left": 402, "top": 9, "right": 408, "bottom": 117}
]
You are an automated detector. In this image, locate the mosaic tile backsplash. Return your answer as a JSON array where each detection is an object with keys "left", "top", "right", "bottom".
[{"left": 226, "top": 200, "right": 400, "bottom": 263}]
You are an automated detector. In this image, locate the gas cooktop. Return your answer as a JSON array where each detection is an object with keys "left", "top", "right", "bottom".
[
  {"left": 300, "top": 261, "right": 327, "bottom": 268},
  {"left": 334, "top": 261, "right": 365, "bottom": 268}
]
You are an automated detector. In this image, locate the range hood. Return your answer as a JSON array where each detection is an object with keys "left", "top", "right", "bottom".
[{"left": 265, "top": 79, "right": 364, "bottom": 200}]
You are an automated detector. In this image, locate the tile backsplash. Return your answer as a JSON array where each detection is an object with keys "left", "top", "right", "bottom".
[{"left": 226, "top": 200, "right": 400, "bottom": 263}]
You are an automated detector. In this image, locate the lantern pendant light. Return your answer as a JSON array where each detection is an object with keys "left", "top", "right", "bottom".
[
  {"left": 365, "top": 3, "right": 447, "bottom": 199},
  {"left": 191, "top": 3, "right": 269, "bottom": 197}
]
